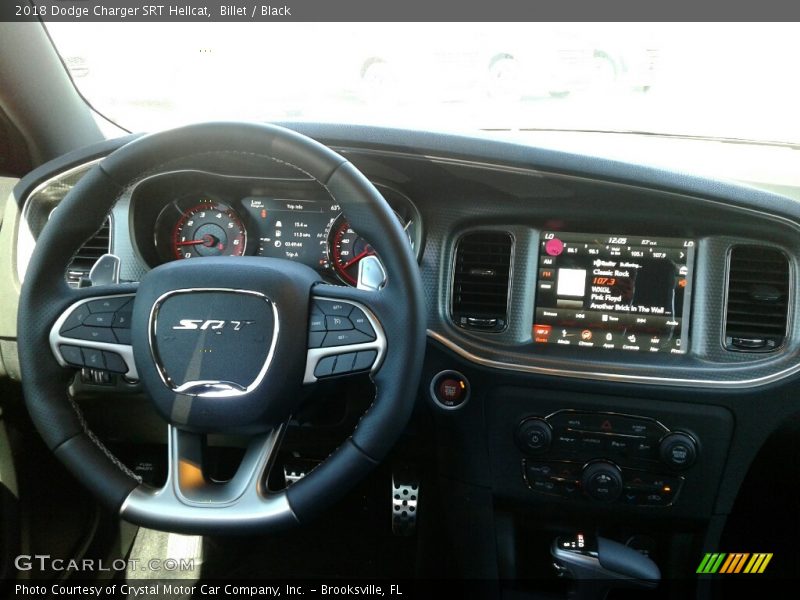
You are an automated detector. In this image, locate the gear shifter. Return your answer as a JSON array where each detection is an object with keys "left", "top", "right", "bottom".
[{"left": 551, "top": 532, "right": 660, "bottom": 599}]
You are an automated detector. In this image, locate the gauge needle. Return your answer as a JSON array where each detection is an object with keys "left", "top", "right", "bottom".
[
  {"left": 340, "top": 249, "right": 374, "bottom": 270},
  {"left": 176, "top": 234, "right": 216, "bottom": 247}
]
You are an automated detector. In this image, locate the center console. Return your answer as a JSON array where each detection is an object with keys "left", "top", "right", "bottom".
[
  {"left": 516, "top": 411, "right": 698, "bottom": 507},
  {"left": 478, "top": 388, "right": 734, "bottom": 523}
]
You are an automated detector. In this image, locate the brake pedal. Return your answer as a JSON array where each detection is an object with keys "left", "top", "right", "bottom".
[{"left": 391, "top": 472, "right": 419, "bottom": 536}]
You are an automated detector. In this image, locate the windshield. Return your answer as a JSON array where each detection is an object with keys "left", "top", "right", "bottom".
[{"left": 46, "top": 22, "right": 800, "bottom": 145}]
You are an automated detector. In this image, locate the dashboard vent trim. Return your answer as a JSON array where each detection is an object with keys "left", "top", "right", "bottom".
[
  {"left": 66, "top": 217, "right": 111, "bottom": 287},
  {"left": 451, "top": 230, "right": 513, "bottom": 332},
  {"left": 724, "top": 245, "right": 790, "bottom": 352}
]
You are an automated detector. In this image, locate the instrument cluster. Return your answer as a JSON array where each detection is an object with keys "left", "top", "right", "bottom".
[{"left": 129, "top": 170, "right": 422, "bottom": 286}]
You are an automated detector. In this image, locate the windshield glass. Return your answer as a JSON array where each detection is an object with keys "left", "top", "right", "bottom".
[{"left": 46, "top": 22, "right": 800, "bottom": 144}]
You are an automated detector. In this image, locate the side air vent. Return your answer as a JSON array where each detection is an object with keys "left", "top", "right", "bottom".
[
  {"left": 452, "top": 231, "right": 513, "bottom": 332},
  {"left": 66, "top": 218, "right": 111, "bottom": 287},
  {"left": 724, "top": 245, "right": 790, "bottom": 352}
]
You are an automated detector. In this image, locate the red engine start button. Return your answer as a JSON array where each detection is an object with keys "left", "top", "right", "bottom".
[{"left": 431, "top": 370, "right": 470, "bottom": 409}]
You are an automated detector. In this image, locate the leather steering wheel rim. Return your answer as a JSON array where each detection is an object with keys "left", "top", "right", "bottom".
[{"left": 17, "top": 122, "right": 426, "bottom": 534}]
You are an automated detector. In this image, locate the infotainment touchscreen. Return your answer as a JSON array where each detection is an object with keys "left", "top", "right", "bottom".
[{"left": 533, "top": 233, "right": 695, "bottom": 353}]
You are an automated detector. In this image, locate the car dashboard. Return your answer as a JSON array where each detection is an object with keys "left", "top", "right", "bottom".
[{"left": 5, "top": 124, "right": 800, "bottom": 582}]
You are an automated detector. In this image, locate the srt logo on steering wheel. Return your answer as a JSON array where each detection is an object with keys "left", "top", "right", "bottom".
[{"left": 172, "top": 319, "right": 255, "bottom": 331}]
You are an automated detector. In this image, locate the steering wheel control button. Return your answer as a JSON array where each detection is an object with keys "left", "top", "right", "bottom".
[
  {"left": 315, "top": 300, "right": 352, "bottom": 316},
  {"left": 314, "top": 355, "right": 337, "bottom": 378},
  {"left": 582, "top": 462, "right": 623, "bottom": 502},
  {"left": 102, "top": 351, "right": 128, "bottom": 374},
  {"left": 81, "top": 348, "right": 105, "bottom": 370},
  {"left": 430, "top": 370, "right": 470, "bottom": 410},
  {"left": 66, "top": 326, "right": 117, "bottom": 343},
  {"left": 349, "top": 308, "right": 376, "bottom": 337},
  {"left": 353, "top": 350, "right": 378, "bottom": 371},
  {"left": 309, "top": 313, "right": 326, "bottom": 332},
  {"left": 112, "top": 311, "right": 132, "bottom": 329},
  {"left": 84, "top": 312, "right": 114, "bottom": 327},
  {"left": 86, "top": 296, "right": 131, "bottom": 313},
  {"left": 113, "top": 328, "right": 132, "bottom": 344},
  {"left": 59, "top": 304, "right": 91, "bottom": 333},
  {"left": 59, "top": 345, "right": 84, "bottom": 367},
  {"left": 313, "top": 351, "right": 375, "bottom": 379},
  {"left": 326, "top": 315, "right": 354, "bottom": 331},
  {"left": 322, "top": 329, "right": 373, "bottom": 347},
  {"left": 332, "top": 352, "right": 357, "bottom": 374},
  {"left": 305, "top": 300, "right": 385, "bottom": 382},
  {"left": 308, "top": 331, "right": 326, "bottom": 348},
  {"left": 659, "top": 432, "right": 698, "bottom": 470}
]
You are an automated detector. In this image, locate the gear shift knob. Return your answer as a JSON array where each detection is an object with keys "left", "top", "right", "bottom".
[{"left": 551, "top": 533, "right": 660, "bottom": 599}]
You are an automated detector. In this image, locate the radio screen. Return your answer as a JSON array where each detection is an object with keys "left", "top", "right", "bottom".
[{"left": 533, "top": 232, "right": 695, "bottom": 353}]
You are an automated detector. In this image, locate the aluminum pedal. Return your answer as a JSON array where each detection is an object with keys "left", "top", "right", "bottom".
[
  {"left": 283, "top": 459, "right": 318, "bottom": 486},
  {"left": 391, "top": 472, "right": 419, "bottom": 536}
]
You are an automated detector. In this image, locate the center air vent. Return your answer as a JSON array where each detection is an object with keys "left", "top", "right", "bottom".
[
  {"left": 451, "top": 231, "right": 513, "bottom": 332},
  {"left": 66, "top": 218, "right": 111, "bottom": 287},
  {"left": 724, "top": 245, "right": 790, "bottom": 352}
]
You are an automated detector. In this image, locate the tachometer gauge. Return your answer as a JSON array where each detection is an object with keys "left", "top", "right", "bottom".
[{"left": 171, "top": 201, "right": 246, "bottom": 260}]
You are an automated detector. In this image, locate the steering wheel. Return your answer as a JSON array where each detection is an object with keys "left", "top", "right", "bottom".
[{"left": 17, "top": 122, "right": 426, "bottom": 534}]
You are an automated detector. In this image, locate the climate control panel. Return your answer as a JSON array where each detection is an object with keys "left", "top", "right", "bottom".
[{"left": 516, "top": 410, "right": 698, "bottom": 507}]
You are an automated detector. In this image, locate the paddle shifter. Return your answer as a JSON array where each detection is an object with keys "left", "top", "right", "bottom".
[{"left": 551, "top": 532, "right": 660, "bottom": 599}]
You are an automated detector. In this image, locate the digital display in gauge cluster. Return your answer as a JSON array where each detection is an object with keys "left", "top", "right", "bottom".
[
  {"left": 533, "top": 232, "right": 695, "bottom": 354},
  {"left": 240, "top": 197, "right": 338, "bottom": 266},
  {"left": 240, "top": 197, "right": 380, "bottom": 284}
]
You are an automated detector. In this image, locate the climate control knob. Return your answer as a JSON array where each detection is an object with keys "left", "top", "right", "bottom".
[
  {"left": 515, "top": 418, "right": 552, "bottom": 455},
  {"left": 659, "top": 432, "right": 698, "bottom": 470},
  {"left": 581, "top": 461, "right": 623, "bottom": 502}
]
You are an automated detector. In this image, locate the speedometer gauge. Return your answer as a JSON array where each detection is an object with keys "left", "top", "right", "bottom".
[
  {"left": 171, "top": 201, "right": 246, "bottom": 260},
  {"left": 328, "top": 216, "right": 375, "bottom": 285},
  {"left": 326, "top": 209, "right": 416, "bottom": 285}
]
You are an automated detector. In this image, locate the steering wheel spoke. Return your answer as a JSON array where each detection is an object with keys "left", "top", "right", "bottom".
[
  {"left": 49, "top": 290, "right": 139, "bottom": 380},
  {"left": 120, "top": 424, "right": 295, "bottom": 533},
  {"left": 304, "top": 286, "right": 387, "bottom": 383}
]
